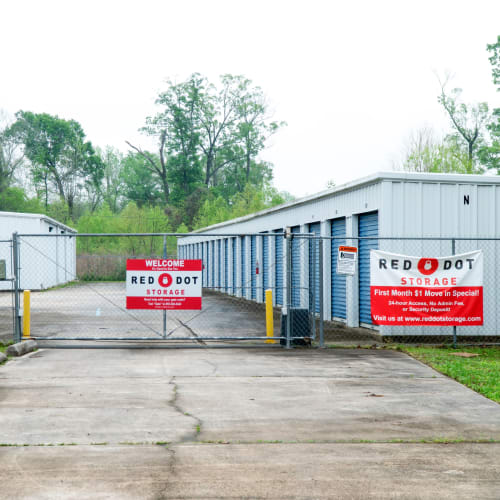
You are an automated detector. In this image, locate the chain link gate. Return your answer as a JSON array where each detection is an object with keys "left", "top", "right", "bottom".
[
  {"left": 12, "top": 231, "right": 498, "bottom": 348},
  {"left": 12, "top": 232, "right": 320, "bottom": 347}
]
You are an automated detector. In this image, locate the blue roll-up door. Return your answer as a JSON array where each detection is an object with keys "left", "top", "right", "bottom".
[
  {"left": 331, "top": 218, "right": 347, "bottom": 320},
  {"left": 217, "top": 240, "right": 221, "bottom": 289},
  {"left": 202, "top": 242, "right": 207, "bottom": 287},
  {"left": 291, "top": 226, "right": 301, "bottom": 307},
  {"left": 274, "top": 230, "right": 283, "bottom": 305},
  {"left": 262, "top": 234, "right": 269, "bottom": 295},
  {"left": 224, "top": 239, "right": 228, "bottom": 292},
  {"left": 250, "top": 235, "right": 256, "bottom": 299},
  {"left": 232, "top": 238, "right": 236, "bottom": 294},
  {"left": 241, "top": 236, "right": 246, "bottom": 296},
  {"left": 210, "top": 240, "right": 215, "bottom": 288},
  {"left": 359, "top": 212, "right": 378, "bottom": 325},
  {"left": 308, "top": 222, "right": 321, "bottom": 313}
]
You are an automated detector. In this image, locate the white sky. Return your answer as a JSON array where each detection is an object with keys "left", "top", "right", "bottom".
[{"left": 1, "top": 0, "right": 499, "bottom": 198}]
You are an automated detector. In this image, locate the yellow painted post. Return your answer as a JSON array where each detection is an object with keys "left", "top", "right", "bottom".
[
  {"left": 23, "top": 290, "right": 31, "bottom": 339},
  {"left": 265, "top": 289, "right": 275, "bottom": 343}
]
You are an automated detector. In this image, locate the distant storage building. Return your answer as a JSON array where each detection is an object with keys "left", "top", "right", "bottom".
[
  {"left": 178, "top": 172, "right": 500, "bottom": 337},
  {"left": 0, "top": 211, "right": 77, "bottom": 291}
]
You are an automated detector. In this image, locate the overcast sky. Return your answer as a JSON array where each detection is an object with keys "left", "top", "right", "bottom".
[{"left": 1, "top": 0, "right": 499, "bottom": 198}]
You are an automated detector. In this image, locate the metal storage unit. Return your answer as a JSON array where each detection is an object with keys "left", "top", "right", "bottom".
[
  {"left": 331, "top": 218, "right": 347, "bottom": 320},
  {"left": 0, "top": 211, "right": 76, "bottom": 291},
  {"left": 262, "top": 234, "right": 269, "bottom": 295},
  {"left": 291, "top": 226, "right": 301, "bottom": 307},
  {"left": 178, "top": 172, "right": 500, "bottom": 337},
  {"left": 250, "top": 235, "right": 257, "bottom": 299},
  {"left": 274, "top": 229, "right": 284, "bottom": 305},
  {"left": 358, "top": 212, "right": 378, "bottom": 326},
  {"left": 308, "top": 222, "right": 321, "bottom": 313}
]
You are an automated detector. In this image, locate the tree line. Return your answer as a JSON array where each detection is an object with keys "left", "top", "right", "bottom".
[
  {"left": 398, "top": 37, "right": 500, "bottom": 174},
  {"left": 0, "top": 74, "right": 291, "bottom": 239}
]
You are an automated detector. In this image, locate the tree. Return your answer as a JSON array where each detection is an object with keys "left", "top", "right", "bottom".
[
  {"left": 397, "top": 127, "right": 472, "bottom": 173},
  {"left": 8, "top": 111, "right": 104, "bottom": 218},
  {"left": 487, "top": 35, "right": 500, "bottom": 92},
  {"left": 120, "top": 152, "right": 163, "bottom": 207},
  {"left": 134, "top": 73, "right": 285, "bottom": 208},
  {"left": 98, "top": 146, "right": 125, "bottom": 213},
  {"left": 484, "top": 36, "right": 500, "bottom": 172},
  {"left": 437, "top": 77, "right": 489, "bottom": 173},
  {"left": 0, "top": 112, "right": 24, "bottom": 200}
]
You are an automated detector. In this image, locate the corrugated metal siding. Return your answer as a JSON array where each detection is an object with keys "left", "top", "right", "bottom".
[
  {"left": 232, "top": 238, "right": 237, "bottom": 294},
  {"left": 274, "top": 230, "right": 283, "bottom": 305},
  {"left": 331, "top": 218, "right": 347, "bottom": 320},
  {"left": 291, "top": 226, "right": 301, "bottom": 307},
  {"left": 263, "top": 234, "right": 269, "bottom": 294},
  {"left": 250, "top": 235, "right": 256, "bottom": 299},
  {"left": 224, "top": 239, "right": 228, "bottom": 292},
  {"left": 359, "top": 212, "right": 378, "bottom": 325},
  {"left": 308, "top": 222, "right": 321, "bottom": 313}
]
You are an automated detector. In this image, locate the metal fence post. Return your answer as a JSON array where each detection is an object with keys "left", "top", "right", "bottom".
[
  {"left": 319, "top": 236, "right": 324, "bottom": 348},
  {"left": 285, "top": 231, "right": 292, "bottom": 349},
  {"left": 12, "top": 232, "right": 21, "bottom": 343},
  {"left": 451, "top": 238, "right": 457, "bottom": 348}
]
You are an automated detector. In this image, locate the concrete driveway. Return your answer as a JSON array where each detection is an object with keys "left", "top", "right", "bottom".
[{"left": 0, "top": 346, "right": 499, "bottom": 499}]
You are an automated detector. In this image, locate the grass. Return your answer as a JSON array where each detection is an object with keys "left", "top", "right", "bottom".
[{"left": 400, "top": 346, "right": 500, "bottom": 403}]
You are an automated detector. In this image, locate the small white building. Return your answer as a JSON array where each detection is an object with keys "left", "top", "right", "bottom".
[
  {"left": 178, "top": 172, "right": 500, "bottom": 337},
  {"left": 0, "top": 211, "right": 77, "bottom": 291}
]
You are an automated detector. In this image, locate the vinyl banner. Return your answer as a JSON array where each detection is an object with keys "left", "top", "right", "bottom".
[{"left": 370, "top": 250, "right": 483, "bottom": 326}]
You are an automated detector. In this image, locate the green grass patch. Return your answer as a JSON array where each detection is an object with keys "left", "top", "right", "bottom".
[{"left": 401, "top": 346, "right": 500, "bottom": 403}]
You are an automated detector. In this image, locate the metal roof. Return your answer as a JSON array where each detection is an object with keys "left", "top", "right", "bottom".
[
  {"left": 194, "top": 171, "right": 500, "bottom": 233},
  {"left": 0, "top": 211, "right": 77, "bottom": 233}
]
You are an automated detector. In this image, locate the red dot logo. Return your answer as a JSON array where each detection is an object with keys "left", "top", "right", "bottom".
[
  {"left": 158, "top": 273, "right": 173, "bottom": 287},
  {"left": 417, "top": 258, "right": 439, "bottom": 276}
]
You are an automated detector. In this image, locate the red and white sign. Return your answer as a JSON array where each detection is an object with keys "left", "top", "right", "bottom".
[
  {"left": 126, "top": 259, "right": 202, "bottom": 310},
  {"left": 370, "top": 250, "right": 483, "bottom": 326}
]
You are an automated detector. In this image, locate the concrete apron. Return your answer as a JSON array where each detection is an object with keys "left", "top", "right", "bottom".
[{"left": 0, "top": 347, "right": 499, "bottom": 498}]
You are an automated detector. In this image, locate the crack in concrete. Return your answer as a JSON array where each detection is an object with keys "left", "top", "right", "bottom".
[
  {"left": 174, "top": 318, "right": 207, "bottom": 346},
  {"left": 168, "top": 377, "right": 203, "bottom": 442},
  {"left": 154, "top": 445, "right": 177, "bottom": 500}
]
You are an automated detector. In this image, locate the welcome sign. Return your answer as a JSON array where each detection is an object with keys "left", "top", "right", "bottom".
[{"left": 370, "top": 250, "right": 483, "bottom": 326}]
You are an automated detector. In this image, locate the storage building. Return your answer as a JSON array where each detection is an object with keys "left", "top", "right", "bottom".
[
  {"left": 178, "top": 172, "right": 500, "bottom": 337},
  {"left": 0, "top": 211, "right": 77, "bottom": 291}
]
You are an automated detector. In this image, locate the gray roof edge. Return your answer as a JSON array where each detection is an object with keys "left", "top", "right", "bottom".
[
  {"left": 194, "top": 171, "right": 500, "bottom": 232},
  {"left": 0, "top": 211, "right": 78, "bottom": 233}
]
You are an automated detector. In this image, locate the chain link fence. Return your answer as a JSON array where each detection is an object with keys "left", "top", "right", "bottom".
[
  {"left": 0, "top": 239, "right": 14, "bottom": 344},
  {"left": 4, "top": 232, "right": 500, "bottom": 346}
]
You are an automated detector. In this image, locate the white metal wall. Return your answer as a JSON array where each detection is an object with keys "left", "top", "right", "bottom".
[{"left": 0, "top": 212, "right": 77, "bottom": 291}]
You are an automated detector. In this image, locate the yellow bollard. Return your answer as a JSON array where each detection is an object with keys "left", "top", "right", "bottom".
[
  {"left": 265, "top": 289, "right": 276, "bottom": 343},
  {"left": 23, "top": 290, "right": 31, "bottom": 339}
]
